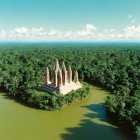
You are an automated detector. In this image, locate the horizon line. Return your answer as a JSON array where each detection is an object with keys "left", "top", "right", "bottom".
[{"left": 1, "top": 41, "right": 140, "bottom": 44}]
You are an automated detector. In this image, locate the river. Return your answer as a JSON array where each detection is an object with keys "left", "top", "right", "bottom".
[{"left": 0, "top": 85, "right": 129, "bottom": 140}]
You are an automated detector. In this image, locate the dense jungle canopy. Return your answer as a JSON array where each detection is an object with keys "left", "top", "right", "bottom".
[{"left": 0, "top": 43, "right": 140, "bottom": 138}]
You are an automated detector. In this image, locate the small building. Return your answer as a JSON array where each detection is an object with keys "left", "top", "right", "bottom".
[{"left": 44, "top": 59, "right": 82, "bottom": 95}]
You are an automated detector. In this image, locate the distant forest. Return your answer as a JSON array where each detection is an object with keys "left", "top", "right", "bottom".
[{"left": 0, "top": 43, "right": 140, "bottom": 138}]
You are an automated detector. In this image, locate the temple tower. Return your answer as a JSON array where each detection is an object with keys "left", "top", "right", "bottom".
[
  {"left": 53, "top": 59, "right": 60, "bottom": 87},
  {"left": 55, "top": 59, "right": 59, "bottom": 71},
  {"left": 54, "top": 70, "right": 58, "bottom": 86},
  {"left": 75, "top": 70, "right": 80, "bottom": 84},
  {"left": 45, "top": 67, "right": 50, "bottom": 84},
  {"left": 68, "top": 65, "right": 72, "bottom": 83},
  {"left": 62, "top": 61, "right": 67, "bottom": 86},
  {"left": 44, "top": 59, "right": 82, "bottom": 95},
  {"left": 58, "top": 69, "right": 62, "bottom": 88}
]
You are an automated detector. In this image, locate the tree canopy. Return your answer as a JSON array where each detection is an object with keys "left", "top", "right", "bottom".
[{"left": 0, "top": 43, "right": 140, "bottom": 138}]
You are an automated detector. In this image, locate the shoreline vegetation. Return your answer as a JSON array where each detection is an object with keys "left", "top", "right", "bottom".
[
  {"left": 19, "top": 82, "right": 90, "bottom": 110},
  {"left": 0, "top": 43, "right": 139, "bottom": 138}
]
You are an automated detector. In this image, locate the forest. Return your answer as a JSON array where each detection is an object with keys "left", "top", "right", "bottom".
[{"left": 0, "top": 42, "right": 139, "bottom": 139}]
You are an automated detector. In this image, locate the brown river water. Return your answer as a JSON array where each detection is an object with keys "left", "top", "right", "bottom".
[{"left": 0, "top": 85, "right": 129, "bottom": 140}]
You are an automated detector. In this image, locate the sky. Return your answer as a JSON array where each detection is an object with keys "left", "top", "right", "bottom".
[{"left": 0, "top": 0, "right": 140, "bottom": 42}]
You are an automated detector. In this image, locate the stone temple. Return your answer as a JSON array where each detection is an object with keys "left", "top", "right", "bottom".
[{"left": 44, "top": 59, "right": 82, "bottom": 95}]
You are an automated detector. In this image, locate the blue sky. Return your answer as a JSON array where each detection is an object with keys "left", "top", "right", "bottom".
[{"left": 0, "top": 0, "right": 140, "bottom": 42}]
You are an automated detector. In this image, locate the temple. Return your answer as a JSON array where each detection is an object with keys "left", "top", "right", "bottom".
[{"left": 43, "top": 59, "right": 82, "bottom": 95}]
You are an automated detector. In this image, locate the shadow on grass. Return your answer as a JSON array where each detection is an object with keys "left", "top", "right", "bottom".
[{"left": 61, "top": 103, "right": 134, "bottom": 140}]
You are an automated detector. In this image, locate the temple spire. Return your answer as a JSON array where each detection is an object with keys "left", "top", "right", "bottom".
[
  {"left": 53, "top": 59, "right": 59, "bottom": 87},
  {"left": 45, "top": 67, "right": 50, "bottom": 84},
  {"left": 75, "top": 70, "right": 80, "bottom": 84},
  {"left": 54, "top": 71, "right": 58, "bottom": 86},
  {"left": 55, "top": 59, "right": 59, "bottom": 71},
  {"left": 58, "top": 69, "right": 62, "bottom": 87},
  {"left": 62, "top": 61, "right": 67, "bottom": 85},
  {"left": 62, "top": 61, "right": 66, "bottom": 70},
  {"left": 68, "top": 65, "right": 72, "bottom": 83}
]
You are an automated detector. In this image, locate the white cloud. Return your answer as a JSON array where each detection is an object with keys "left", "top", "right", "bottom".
[
  {"left": 1, "top": 24, "right": 140, "bottom": 42},
  {"left": 113, "top": 25, "right": 140, "bottom": 40},
  {"left": 104, "top": 29, "right": 108, "bottom": 32},
  {"left": 48, "top": 29, "right": 62, "bottom": 36},
  {"left": 0, "top": 30, "right": 7, "bottom": 41},
  {"left": 128, "top": 14, "right": 136, "bottom": 24},
  {"left": 32, "top": 27, "right": 43, "bottom": 32},
  {"left": 122, "top": 25, "right": 140, "bottom": 41},
  {"left": 77, "top": 30, "right": 89, "bottom": 36},
  {"left": 131, "top": 19, "right": 136, "bottom": 23},
  {"left": 110, "top": 29, "right": 115, "bottom": 32},
  {"left": 15, "top": 27, "right": 28, "bottom": 34},
  {"left": 30, "top": 27, "right": 46, "bottom": 38},
  {"left": 86, "top": 24, "right": 97, "bottom": 31},
  {"left": 123, "top": 25, "right": 140, "bottom": 33},
  {"left": 1, "top": 30, "right": 6, "bottom": 37},
  {"left": 104, "top": 28, "right": 115, "bottom": 33},
  {"left": 128, "top": 14, "right": 132, "bottom": 18},
  {"left": 76, "top": 24, "right": 97, "bottom": 37},
  {"left": 65, "top": 31, "right": 73, "bottom": 37},
  {"left": 31, "top": 27, "right": 45, "bottom": 35}
]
